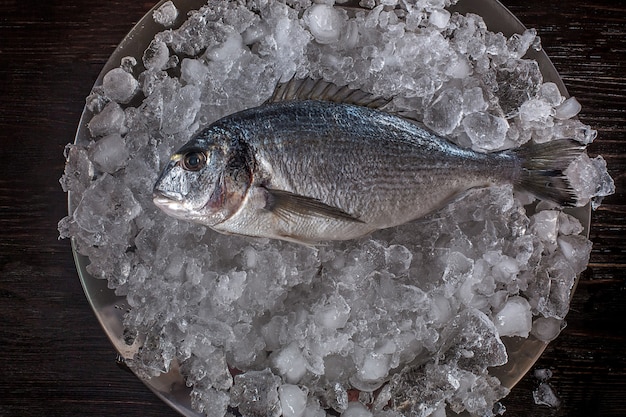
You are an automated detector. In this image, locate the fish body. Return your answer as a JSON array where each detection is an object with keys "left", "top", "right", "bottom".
[{"left": 153, "top": 80, "right": 580, "bottom": 244}]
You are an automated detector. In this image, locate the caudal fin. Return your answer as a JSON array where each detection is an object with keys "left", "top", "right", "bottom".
[{"left": 514, "top": 140, "right": 585, "bottom": 206}]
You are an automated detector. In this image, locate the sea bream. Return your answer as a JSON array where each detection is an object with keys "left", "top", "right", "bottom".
[{"left": 153, "top": 78, "right": 582, "bottom": 245}]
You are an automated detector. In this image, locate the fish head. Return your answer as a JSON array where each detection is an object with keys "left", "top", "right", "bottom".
[{"left": 153, "top": 133, "right": 251, "bottom": 226}]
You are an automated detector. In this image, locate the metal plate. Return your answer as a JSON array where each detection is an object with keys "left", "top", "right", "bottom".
[{"left": 71, "top": 1, "right": 591, "bottom": 415}]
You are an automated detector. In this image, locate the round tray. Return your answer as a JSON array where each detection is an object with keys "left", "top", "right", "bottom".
[{"left": 71, "top": 1, "right": 591, "bottom": 416}]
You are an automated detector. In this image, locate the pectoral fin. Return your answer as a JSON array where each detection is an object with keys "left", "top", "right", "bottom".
[{"left": 264, "top": 188, "right": 364, "bottom": 224}]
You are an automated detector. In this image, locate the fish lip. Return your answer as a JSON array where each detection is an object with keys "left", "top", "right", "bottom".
[
  {"left": 153, "top": 190, "right": 208, "bottom": 221},
  {"left": 152, "top": 187, "right": 183, "bottom": 202},
  {"left": 152, "top": 190, "right": 187, "bottom": 215},
  {"left": 152, "top": 193, "right": 173, "bottom": 207}
]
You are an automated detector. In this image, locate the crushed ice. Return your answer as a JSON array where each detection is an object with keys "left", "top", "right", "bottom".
[
  {"left": 59, "top": 0, "right": 614, "bottom": 416},
  {"left": 532, "top": 368, "right": 561, "bottom": 408},
  {"left": 153, "top": 1, "right": 179, "bottom": 27}
]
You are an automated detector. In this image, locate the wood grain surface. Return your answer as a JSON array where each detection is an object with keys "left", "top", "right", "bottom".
[{"left": 0, "top": 1, "right": 623, "bottom": 416}]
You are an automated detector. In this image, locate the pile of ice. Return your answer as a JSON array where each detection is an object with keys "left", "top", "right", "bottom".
[{"left": 59, "top": 0, "right": 615, "bottom": 416}]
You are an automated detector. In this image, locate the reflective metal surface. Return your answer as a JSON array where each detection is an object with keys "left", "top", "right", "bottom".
[{"left": 71, "top": 0, "right": 591, "bottom": 415}]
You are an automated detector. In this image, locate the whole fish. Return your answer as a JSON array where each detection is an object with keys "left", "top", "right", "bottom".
[{"left": 153, "top": 78, "right": 582, "bottom": 245}]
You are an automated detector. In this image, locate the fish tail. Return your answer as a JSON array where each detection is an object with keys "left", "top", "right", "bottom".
[{"left": 512, "top": 139, "right": 585, "bottom": 206}]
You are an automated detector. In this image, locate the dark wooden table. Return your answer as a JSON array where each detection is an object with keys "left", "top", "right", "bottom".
[{"left": 0, "top": 1, "right": 624, "bottom": 416}]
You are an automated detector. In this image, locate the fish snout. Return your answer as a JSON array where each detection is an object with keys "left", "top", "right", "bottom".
[
  {"left": 152, "top": 187, "right": 183, "bottom": 203},
  {"left": 152, "top": 184, "right": 186, "bottom": 212},
  {"left": 152, "top": 188, "right": 190, "bottom": 219}
]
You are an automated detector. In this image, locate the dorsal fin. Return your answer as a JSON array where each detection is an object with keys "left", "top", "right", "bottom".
[{"left": 265, "top": 77, "right": 391, "bottom": 110}]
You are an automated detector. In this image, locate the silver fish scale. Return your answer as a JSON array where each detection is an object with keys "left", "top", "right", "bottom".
[{"left": 219, "top": 100, "right": 514, "bottom": 227}]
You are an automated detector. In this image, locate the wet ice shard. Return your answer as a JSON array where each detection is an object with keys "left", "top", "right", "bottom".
[
  {"left": 153, "top": 1, "right": 178, "bottom": 28},
  {"left": 102, "top": 67, "right": 138, "bottom": 104},
  {"left": 231, "top": 369, "right": 282, "bottom": 417}
]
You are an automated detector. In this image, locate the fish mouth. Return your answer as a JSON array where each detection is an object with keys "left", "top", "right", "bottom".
[
  {"left": 153, "top": 190, "right": 189, "bottom": 218},
  {"left": 153, "top": 190, "right": 210, "bottom": 224},
  {"left": 153, "top": 187, "right": 183, "bottom": 202}
]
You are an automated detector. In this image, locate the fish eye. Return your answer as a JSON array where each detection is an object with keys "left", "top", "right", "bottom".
[{"left": 181, "top": 151, "right": 207, "bottom": 171}]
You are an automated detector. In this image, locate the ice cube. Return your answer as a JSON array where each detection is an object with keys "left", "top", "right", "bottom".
[
  {"left": 462, "top": 111, "right": 509, "bottom": 151},
  {"left": 303, "top": 400, "right": 326, "bottom": 417},
  {"left": 87, "top": 101, "right": 126, "bottom": 138},
  {"left": 533, "top": 368, "right": 553, "bottom": 381},
  {"left": 271, "top": 343, "right": 308, "bottom": 383},
  {"left": 325, "top": 382, "right": 349, "bottom": 412},
  {"left": 193, "top": 348, "right": 233, "bottom": 390},
  {"left": 85, "top": 86, "right": 108, "bottom": 113},
  {"left": 202, "top": 319, "right": 237, "bottom": 351},
  {"left": 493, "top": 296, "right": 532, "bottom": 338},
  {"left": 445, "top": 367, "right": 508, "bottom": 415},
  {"left": 181, "top": 58, "right": 209, "bottom": 86},
  {"left": 102, "top": 67, "right": 139, "bottom": 104},
  {"left": 214, "top": 271, "right": 247, "bottom": 306},
  {"left": 357, "top": 350, "right": 392, "bottom": 381},
  {"left": 73, "top": 175, "right": 142, "bottom": 245},
  {"left": 565, "top": 153, "right": 615, "bottom": 208},
  {"left": 494, "top": 59, "right": 543, "bottom": 117},
  {"left": 490, "top": 255, "right": 520, "bottom": 283},
  {"left": 279, "top": 384, "right": 308, "bottom": 417},
  {"left": 446, "top": 54, "right": 472, "bottom": 79},
  {"left": 206, "top": 30, "right": 244, "bottom": 62},
  {"left": 429, "top": 404, "right": 448, "bottom": 417},
  {"left": 303, "top": 4, "right": 344, "bottom": 45},
  {"left": 59, "top": 143, "right": 94, "bottom": 196},
  {"left": 262, "top": 315, "right": 289, "bottom": 352},
  {"left": 554, "top": 96, "right": 582, "bottom": 120},
  {"left": 253, "top": 3, "right": 311, "bottom": 82},
  {"left": 424, "top": 87, "right": 464, "bottom": 136},
  {"left": 440, "top": 309, "right": 508, "bottom": 371},
  {"left": 538, "top": 82, "right": 563, "bottom": 107},
  {"left": 153, "top": 0, "right": 178, "bottom": 27},
  {"left": 462, "top": 87, "right": 488, "bottom": 114},
  {"left": 552, "top": 119, "right": 597, "bottom": 144},
  {"left": 314, "top": 294, "right": 351, "bottom": 330},
  {"left": 243, "top": 20, "right": 270, "bottom": 45},
  {"left": 558, "top": 235, "right": 592, "bottom": 274},
  {"left": 88, "top": 133, "right": 128, "bottom": 174},
  {"left": 342, "top": 402, "right": 373, "bottom": 417},
  {"left": 506, "top": 29, "right": 538, "bottom": 59},
  {"left": 191, "top": 387, "right": 229, "bottom": 417},
  {"left": 342, "top": 19, "right": 360, "bottom": 50},
  {"left": 442, "top": 251, "right": 474, "bottom": 296},
  {"left": 429, "top": 294, "right": 453, "bottom": 326},
  {"left": 558, "top": 212, "right": 584, "bottom": 236},
  {"left": 533, "top": 382, "right": 561, "bottom": 408},
  {"left": 143, "top": 40, "right": 170, "bottom": 71},
  {"left": 538, "top": 254, "right": 578, "bottom": 319},
  {"left": 231, "top": 323, "right": 267, "bottom": 367},
  {"left": 386, "top": 363, "right": 449, "bottom": 417},
  {"left": 429, "top": 9, "right": 450, "bottom": 29},
  {"left": 530, "top": 210, "right": 559, "bottom": 253},
  {"left": 120, "top": 56, "right": 137, "bottom": 73},
  {"left": 230, "top": 369, "right": 282, "bottom": 417},
  {"left": 519, "top": 98, "right": 553, "bottom": 124},
  {"left": 161, "top": 84, "right": 202, "bottom": 134}
]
